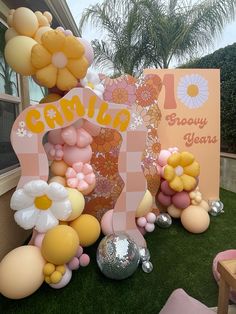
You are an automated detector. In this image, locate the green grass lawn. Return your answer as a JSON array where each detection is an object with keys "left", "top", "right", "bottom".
[{"left": 1, "top": 188, "right": 236, "bottom": 314}]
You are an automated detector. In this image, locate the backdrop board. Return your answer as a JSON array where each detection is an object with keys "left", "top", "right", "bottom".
[{"left": 144, "top": 69, "right": 220, "bottom": 201}]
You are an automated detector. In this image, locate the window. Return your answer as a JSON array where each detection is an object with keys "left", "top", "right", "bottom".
[
  {"left": 0, "top": 19, "right": 21, "bottom": 194},
  {"left": 29, "top": 77, "right": 47, "bottom": 104}
]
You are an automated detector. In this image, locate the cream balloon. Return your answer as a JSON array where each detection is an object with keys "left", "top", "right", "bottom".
[
  {"left": 135, "top": 190, "right": 153, "bottom": 218},
  {"left": 0, "top": 246, "right": 45, "bottom": 299},
  {"left": 5, "top": 28, "right": 18, "bottom": 42},
  {"left": 5, "top": 36, "right": 37, "bottom": 76},
  {"left": 181, "top": 205, "right": 210, "bottom": 234},
  {"left": 13, "top": 7, "right": 39, "bottom": 37},
  {"left": 200, "top": 200, "right": 210, "bottom": 212},
  {"left": 34, "top": 26, "right": 52, "bottom": 44},
  {"left": 167, "top": 204, "right": 183, "bottom": 218},
  {"left": 65, "top": 188, "right": 85, "bottom": 221}
]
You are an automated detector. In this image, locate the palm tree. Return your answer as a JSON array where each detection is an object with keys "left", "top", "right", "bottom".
[{"left": 80, "top": 0, "right": 236, "bottom": 75}]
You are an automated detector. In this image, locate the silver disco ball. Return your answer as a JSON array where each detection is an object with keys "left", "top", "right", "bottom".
[
  {"left": 96, "top": 233, "right": 140, "bottom": 280},
  {"left": 156, "top": 213, "right": 172, "bottom": 228},
  {"left": 209, "top": 200, "right": 224, "bottom": 216}
]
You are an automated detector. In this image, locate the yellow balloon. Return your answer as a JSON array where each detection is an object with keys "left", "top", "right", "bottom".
[
  {"left": 50, "top": 160, "right": 68, "bottom": 176},
  {"left": 5, "top": 36, "right": 37, "bottom": 76},
  {"left": 41, "top": 225, "right": 79, "bottom": 265},
  {"left": 5, "top": 28, "right": 18, "bottom": 42},
  {"left": 34, "top": 26, "right": 52, "bottom": 44},
  {"left": 65, "top": 188, "right": 85, "bottom": 221},
  {"left": 13, "top": 7, "right": 39, "bottom": 37},
  {"left": 135, "top": 190, "right": 153, "bottom": 218},
  {"left": 70, "top": 214, "right": 101, "bottom": 247},
  {"left": 0, "top": 246, "right": 45, "bottom": 299}
]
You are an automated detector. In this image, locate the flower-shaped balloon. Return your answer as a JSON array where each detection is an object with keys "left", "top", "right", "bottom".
[
  {"left": 164, "top": 152, "right": 200, "bottom": 192},
  {"left": 80, "top": 71, "right": 105, "bottom": 98},
  {"left": 44, "top": 142, "right": 64, "bottom": 161},
  {"left": 10, "top": 180, "right": 72, "bottom": 233},
  {"left": 31, "top": 30, "right": 89, "bottom": 91},
  {"left": 189, "top": 186, "right": 202, "bottom": 205},
  {"left": 65, "top": 162, "right": 96, "bottom": 195}
]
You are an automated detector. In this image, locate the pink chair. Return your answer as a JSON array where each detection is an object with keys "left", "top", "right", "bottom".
[{"left": 159, "top": 289, "right": 214, "bottom": 314}]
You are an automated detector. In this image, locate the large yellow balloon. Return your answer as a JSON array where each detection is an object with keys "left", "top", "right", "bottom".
[
  {"left": 13, "top": 7, "right": 39, "bottom": 37},
  {"left": 5, "top": 36, "right": 37, "bottom": 76},
  {"left": 65, "top": 188, "right": 85, "bottom": 221},
  {"left": 0, "top": 246, "right": 45, "bottom": 299},
  {"left": 135, "top": 190, "right": 153, "bottom": 218},
  {"left": 41, "top": 225, "right": 79, "bottom": 265},
  {"left": 70, "top": 214, "right": 101, "bottom": 247},
  {"left": 39, "top": 93, "right": 62, "bottom": 104}
]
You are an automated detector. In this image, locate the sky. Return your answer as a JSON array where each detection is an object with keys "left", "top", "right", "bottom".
[{"left": 66, "top": 0, "right": 236, "bottom": 68}]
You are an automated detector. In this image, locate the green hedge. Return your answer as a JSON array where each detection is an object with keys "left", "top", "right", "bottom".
[{"left": 180, "top": 43, "right": 236, "bottom": 153}]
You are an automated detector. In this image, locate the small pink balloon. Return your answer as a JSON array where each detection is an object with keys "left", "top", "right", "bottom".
[
  {"left": 83, "top": 119, "right": 101, "bottom": 136},
  {"left": 136, "top": 217, "right": 147, "bottom": 227},
  {"left": 34, "top": 233, "right": 45, "bottom": 248},
  {"left": 48, "top": 129, "right": 64, "bottom": 145},
  {"left": 44, "top": 142, "right": 54, "bottom": 160},
  {"left": 50, "top": 266, "right": 72, "bottom": 289},
  {"left": 158, "top": 150, "right": 171, "bottom": 167},
  {"left": 157, "top": 192, "right": 172, "bottom": 207},
  {"left": 172, "top": 191, "right": 191, "bottom": 209},
  {"left": 77, "top": 128, "right": 93, "bottom": 148},
  {"left": 161, "top": 180, "right": 176, "bottom": 196},
  {"left": 65, "top": 30, "right": 73, "bottom": 36},
  {"left": 78, "top": 38, "right": 94, "bottom": 65},
  {"left": 145, "top": 223, "right": 155, "bottom": 233},
  {"left": 76, "top": 246, "right": 83, "bottom": 257},
  {"left": 146, "top": 212, "right": 156, "bottom": 223},
  {"left": 79, "top": 254, "right": 90, "bottom": 267},
  {"left": 68, "top": 257, "right": 80, "bottom": 270},
  {"left": 101, "top": 209, "right": 114, "bottom": 235},
  {"left": 61, "top": 126, "right": 77, "bottom": 146},
  {"left": 63, "top": 145, "right": 92, "bottom": 166}
]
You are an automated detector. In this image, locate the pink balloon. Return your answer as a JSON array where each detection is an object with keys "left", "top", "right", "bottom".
[
  {"left": 145, "top": 223, "right": 155, "bottom": 233},
  {"left": 138, "top": 226, "right": 146, "bottom": 235},
  {"left": 136, "top": 217, "right": 147, "bottom": 228},
  {"left": 76, "top": 246, "right": 83, "bottom": 257},
  {"left": 79, "top": 254, "right": 90, "bottom": 267},
  {"left": 50, "top": 266, "right": 72, "bottom": 289},
  {"left": 158, "top": 150, "right": 171, "bottom": 167},
  {"left": 34, "top": 233, "right": 45, "bottom": 248},
  {"left": 172, "top": 191, "right": 191, "bottom": 209},
  {"left": 78, "top": 38, "right": 94, "bottom": 65},
  {"left": 76, "top": 128, "right": 93, "bottom": 148},
  {"left": 101, "top": 209, "right": 114, "bottom": 235},
  {"left": 157, "top": 192, "right": 172, "bottom": 207},
  {"left": 83, "top": 119, "right": 101, "bottom": 136},
  {"left": 68, "top": 257, "right": 80, "bottom": 270},
  {"left": 146, "top": 212, "right": 156, "bottom": 223},
  {"left": 161, "top": 180, "right": 176, "bottom": 196},
  {"left": 61, "top": 126, "right": 77, "bottom": 146},
  {"left": 63, "top": 145, "right": 92, "bottom": 166},
  {"left": 48, "top": 129, "right": 64, "bottom": 145}
]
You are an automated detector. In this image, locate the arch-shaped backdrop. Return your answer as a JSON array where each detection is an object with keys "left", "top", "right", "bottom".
[{"left": 11, "top": 74, "right": 162, "bottom": 248}]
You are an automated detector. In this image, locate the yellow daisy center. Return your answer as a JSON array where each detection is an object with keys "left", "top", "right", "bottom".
[
  {"left": 34, "top": 195, "right": 52, "bottom": 210},
  {"left": 87, "top": 81, "right": 95, "bottom": 89},
  {"left": 187, "top": 84, "right": 199, "bottom": 97},
  {"left": 51, "top": 52, "right": 68, "bottom": 68}
]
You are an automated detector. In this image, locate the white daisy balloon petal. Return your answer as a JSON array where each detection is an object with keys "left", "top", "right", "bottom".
[
  {"left": 24, "top": 180, "right": 48, "bottom": 197},
  {"left": 14, "top": 206, "right": 39, "bottom": 230},
  {"left": 10, "top": 189, "right": 33, "bottom": 211},
  {"left": 177, "top": 74, "right": 209, "bottom": 109},
  {"left": 80, "top": 71, "right": 105, "bottom": 99},
  {"left": 35, "top": 210, "right": 58, "bottom": 233},
  {"left": 47, "top": 182, "right": 68, "bottom": 201},
  {"left": 50, "top": 200, "right": 72, "bottom": 220}
]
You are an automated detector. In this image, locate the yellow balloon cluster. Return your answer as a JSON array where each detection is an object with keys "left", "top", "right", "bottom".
[{"left": 4, "top": 7, "right": 89, "bottom": 91}]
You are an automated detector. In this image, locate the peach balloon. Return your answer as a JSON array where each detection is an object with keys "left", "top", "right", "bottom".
[
  {"left": 0, "top": 246, "right": 45, "bottom": 299},
  {"left": 181, "top": 205, "right": 210, "bottom": 234},
  {"left": 5, "top": 28, "right": 18, "bottom": 42},
  {"left": 200, "top": 200, "right": 210, "bottom": 212},
  {"left": 167, "top": 204, "right": 183, "bottom": 218},
  {"left": 39, "top": 93, "right": 61, "bottom": 104},
  {"left": 49, "top": 176, "right": 66, "bottom": 186},
  {"left": 101, "top": 209, "right": 114, "bottom": 235},
  {"left": 34, "top": 26, "right": 52, "bottom": 44},
  {"left": 13, "top": 7, "right": 39, "bottom": 37},
  {"left": 50, "top": 160, "right": 68, "bottom": 176}
]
